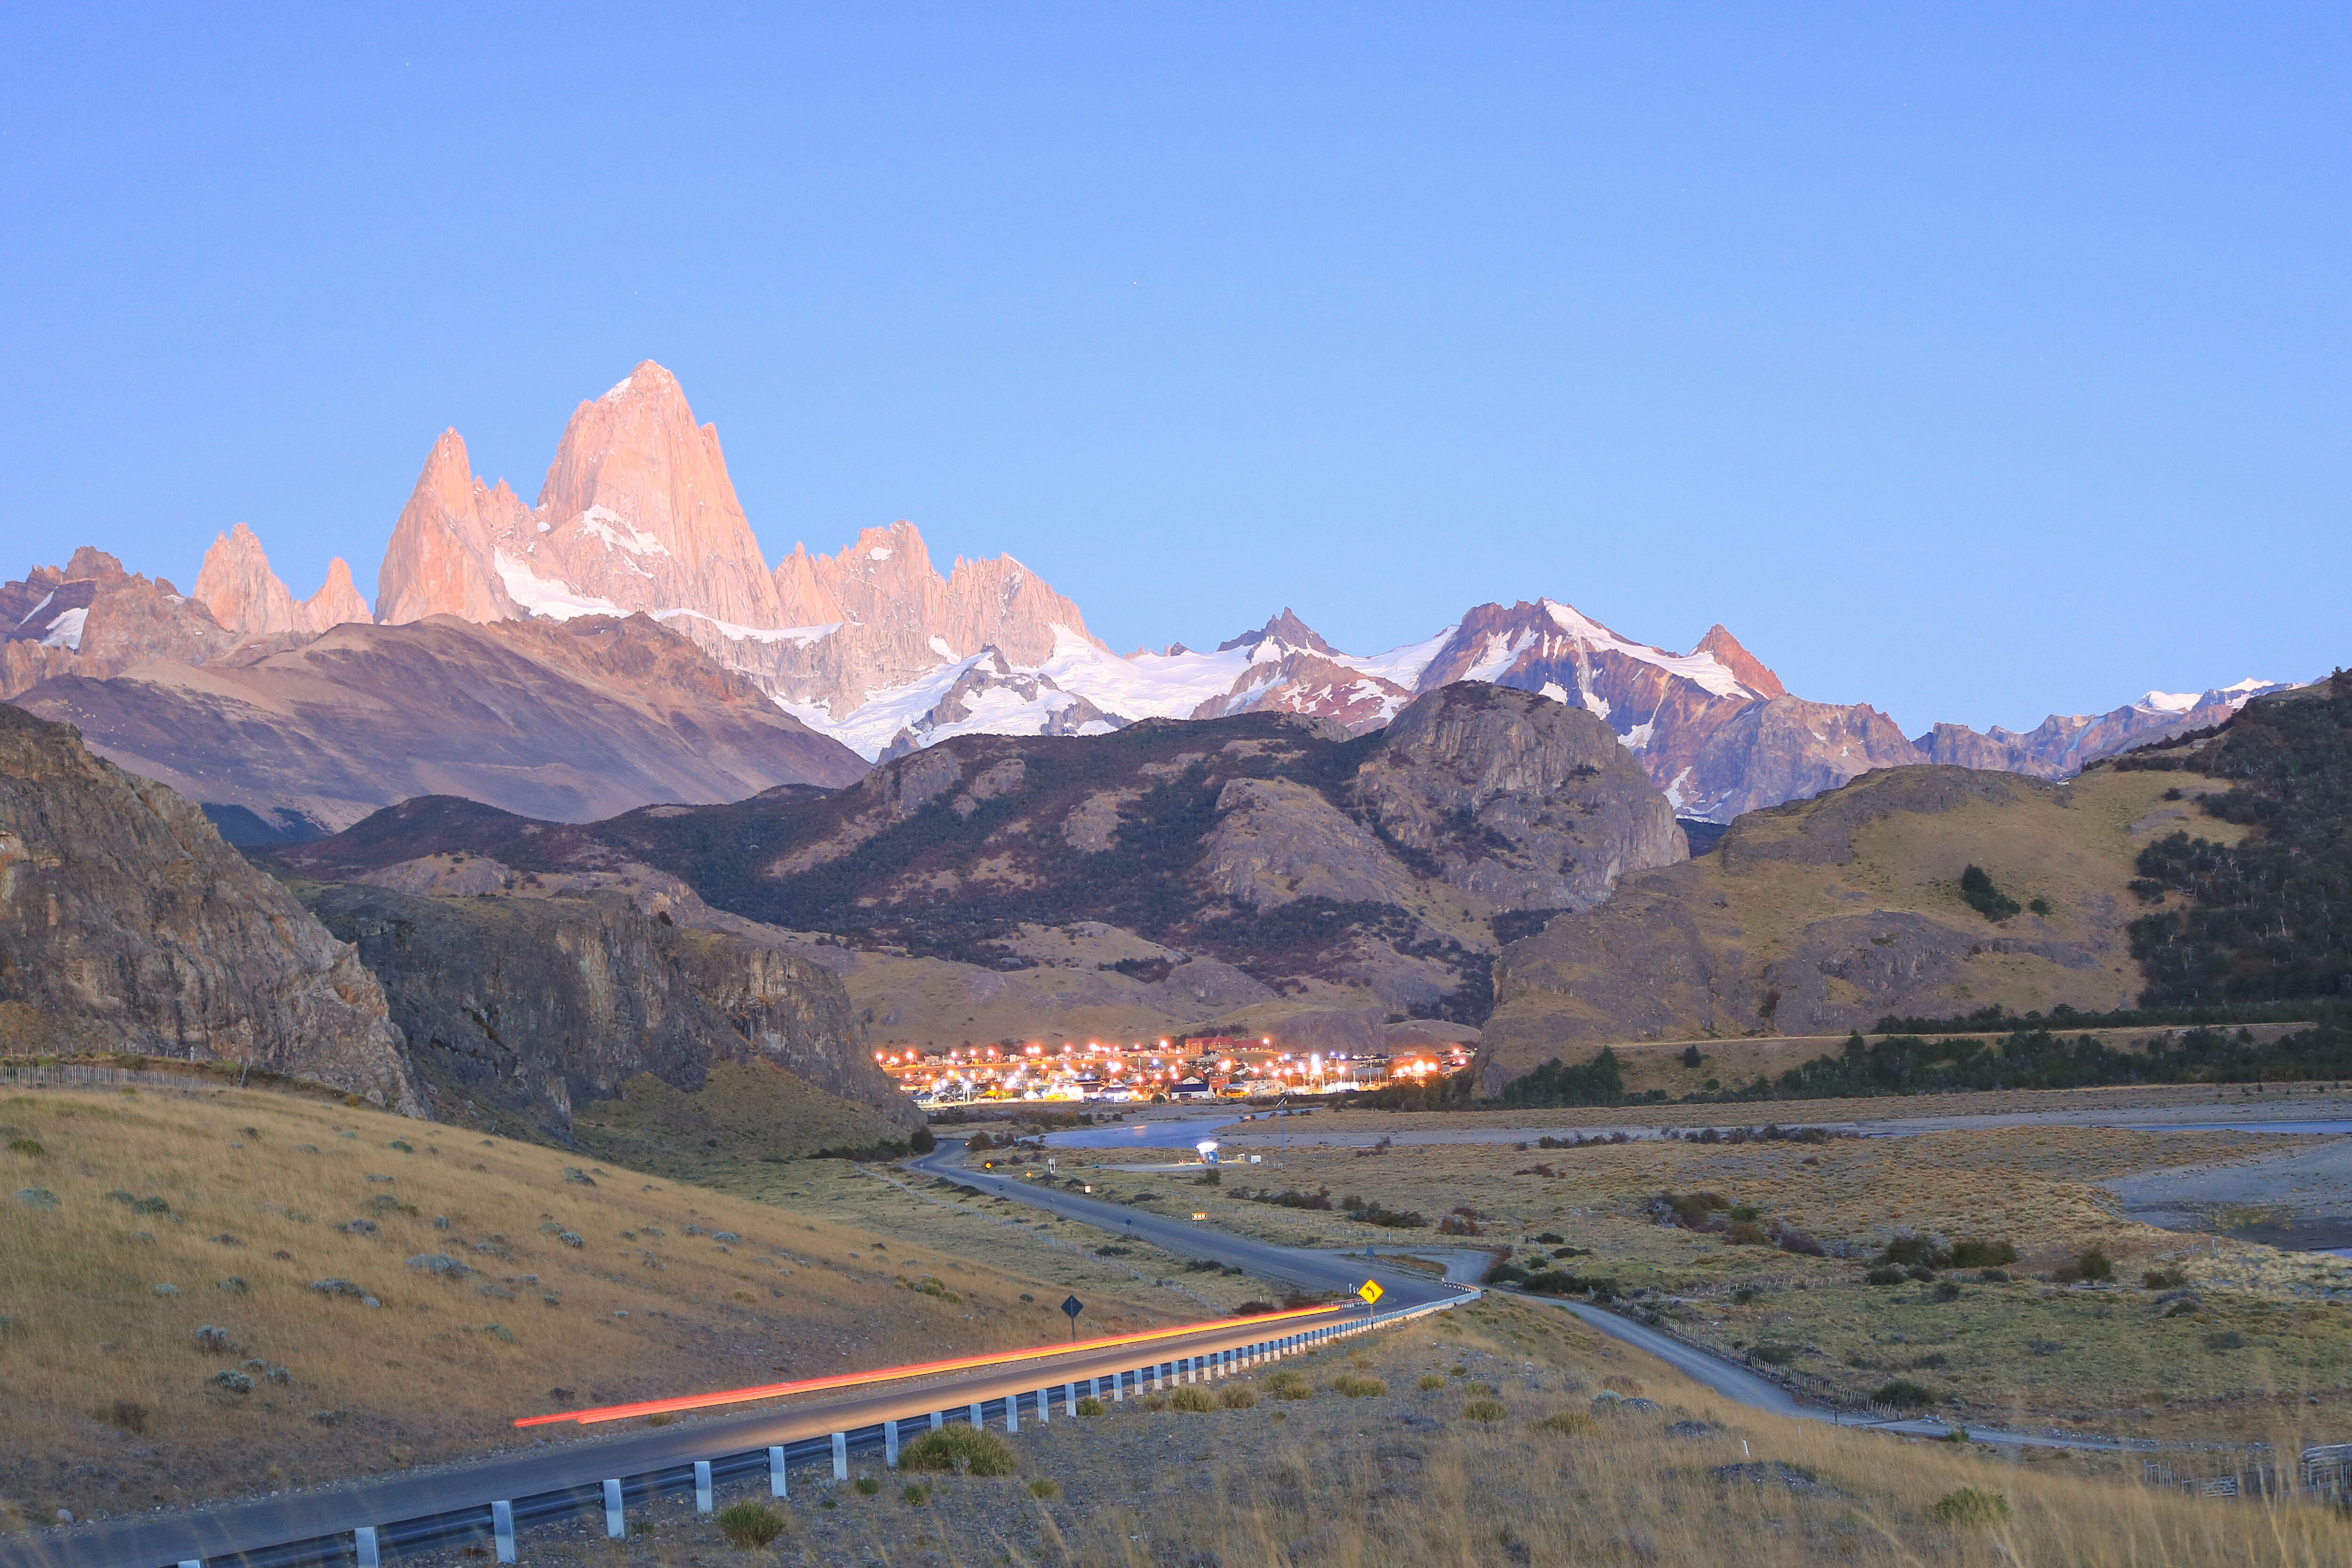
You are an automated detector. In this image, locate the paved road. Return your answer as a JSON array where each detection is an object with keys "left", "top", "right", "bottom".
[
  {"left": 903, "top": 1145, "right": 1458, "bottom": 1311},
  {"left": 922, "top": 1144, "right": 2166, "bottom": 1455}
]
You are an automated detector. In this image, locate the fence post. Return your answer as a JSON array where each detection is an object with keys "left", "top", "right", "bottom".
[
  {"left": 969, "top": 1400, "right": 985, "bottom": 1428},
  {"left": 492, "top": 1499, "right": 516, "bottom": 1564},
  {"left": 604, "top": 1478, "right": 624, "bottom": 1538},
  {"left": 832, "top": 1431, "right": 849, "bottom": 1481},
  {"left": 1065, "top": 1381, "right": 1077, "bottom": 1416},
  {"left": 694, "top": 1460, "right": 713, "bottom": 1514},
  {"left": 1007, "top": 1393, "right": 1020, "bottom": 1432},
  {"left": 931, "top": 1410, "right": 945, "bottom": 1431},
  {"left": 1037, "top": 1386, "right": 1050, "bottom": 1422},
  {"left": 354, "top": 1527, "right": 380, "bottom": 1568},
  {"left": 1112, "top": 1371, "right": 1124, "bottom": 1402},
  {"left": 885, "top": 1418, "right": 900, "bottom": 1466},
  {"left": 770, "top": 1445, "right": 788, "bottom": 1498}
]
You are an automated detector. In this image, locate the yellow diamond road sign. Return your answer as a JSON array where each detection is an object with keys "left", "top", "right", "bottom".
[{"left": 1358, "top": 1279, "right": 1384, "bottom": 1306}]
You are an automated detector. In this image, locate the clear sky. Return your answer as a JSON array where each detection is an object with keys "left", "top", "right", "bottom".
[{"left": 4, "top": 3, "right": 2346, "bottom": 735}]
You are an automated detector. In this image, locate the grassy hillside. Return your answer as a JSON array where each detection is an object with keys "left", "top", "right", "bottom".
[
  {"left": 1483, "top": 763, "right": 2233, "bottom": 1079},
  {"left": 0, "top": 1081, "right": 1192, "bottom": 1525}
]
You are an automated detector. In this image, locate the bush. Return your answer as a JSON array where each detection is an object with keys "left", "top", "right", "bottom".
[
  {"left": 1539, "top": 1410, "right": 1597, "bottom": 1436},
  {"left": 1931, "top": 1487, "right": 2010, "bottom": 1528},
  {"left": 852, "top": 1476, "right": 881, "bottom": 1496},
  {"left": 900, "top": 1483, "right": 928, "bottom": 1505},
  {"left": 1959, "top": 866, "right": 2022, "bottom": 922},
  {"left": 1865, "top": 1266, "right": 1906, "bottom": 1286},
  {"left": 2054, "top": 1249, "right": 2114, "bottom": 1283},
  {"left": 1417, "top": 1374, "right": 1446, "bottom": 1390},
  {"left": 2204, "top": 1330, "right": 2247, "bottom": 1351},
  {"left": 2144, "top": 1266, "right": 2190, "bottom": 1289},
  {"left": 716, "top": 1501, "right": 786, "bottom": 1548},
  {"left": 1533, "top": 1232, "right": 1565, "bottom": 1244},
  {"left": 1028, "top": 1478, "right": 1058, "bottom": 1499},
  {"left": 899, "top": 1425, "right": 1017, "bottom": 1476},
  {"left": 1872, "top": 1378, "right": 1936, "bottom": 1408},
  {"left": 1074, "top": 1396, "right": 1104, "bottom": 1418},
  {"left": 1947, "top": 1239, "right": 2018, "bottom": 1268},
  {"left": 1330, "top": 1374, "right": 1387, "bottom": 1398},
  {"left": 1263, "top": 1370, "right": 1312, "bottom": 1399},
  {"left": 1168, "top": 1386, "right": 1216, "bottom": 1412},
  {"left": 1463, "top": 1398, "right": 1508, "bottom": 1422},
  {"left": 1723, "top": 1221, "right": 1770, "bottom": 1245},
  {"left": 1931, "top": 1280, "right": 1962, "bottom": 1302},
  {"left": 1219, "top": 1385, "right": 1257, "bottom": 1409},
  {"left": 1748, "top": 1344, "right": 1798, "bottom": 1366},
  {"left": 1978, "top": 1269, "right": 2010, "bottom": 1283}
]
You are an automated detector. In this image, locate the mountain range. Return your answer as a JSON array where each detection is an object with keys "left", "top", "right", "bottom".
[{"left": 2, "top": 360, "right": 2296, "bottom": 843}]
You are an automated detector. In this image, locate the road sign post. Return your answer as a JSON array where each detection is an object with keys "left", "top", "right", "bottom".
[
  {"left": 1357, "top": 1279, "right": 1384, "bottom": 1312},
  {"left": 1062, "top": 1294, "right": 1085, "bottom": 1342}
]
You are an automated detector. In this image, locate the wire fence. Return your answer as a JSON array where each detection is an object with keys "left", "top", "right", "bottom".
[
  {"left": 0, "top": 1057, "right": 226, "bottom": 1095},
  {"left": 2143, "top": 1444, "right": 2352, "bottom": 1502}
]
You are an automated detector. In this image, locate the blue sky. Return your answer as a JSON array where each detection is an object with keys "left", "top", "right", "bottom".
[{"left": 4, "top": 3, "right": 2346, "bottom": 734}]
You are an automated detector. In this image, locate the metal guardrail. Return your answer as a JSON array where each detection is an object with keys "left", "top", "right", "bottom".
[{"left": 132, "top": 1293, "right": 1473, "bottom": 1567}]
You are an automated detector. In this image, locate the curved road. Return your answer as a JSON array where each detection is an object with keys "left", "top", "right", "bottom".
[{"left": 922, "top": 1144, "right": 2159, "bottom": 1454}]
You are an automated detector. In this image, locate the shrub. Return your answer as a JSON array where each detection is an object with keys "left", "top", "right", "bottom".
[
  {"left": 899, "top": 1425, "right": 1017, "bottom": 1476},
  {"left": 2054, "top": 1249, "right": 2114, "bottom": 1284},
  {"left": 1074, "top": 1396, "right": 1104, "bottom": 1418},
  {"left": 1168, "top": 1386, "right": 1216, "bottom": 1412},
  {"left": 1027, "top": 1478, "right": 1058, "bottom": 1499},
  {"left": 1931, "top": 1487, "right": 2010, "bottom": 1528},
  {"left": 1931, "top": 1281, "right": 1962, "bottom": 1302},
  {"left": 1533, "top": 1232, "right": 1565, "bottom": 1244},
  {"left": 1865, "top": 1266, "right": 1905, "bottom": 1286},
  {"left": 1723, "top": 1221, "right": 1770, "bottom": 1245},
  {"left": 1263, "top": 1370, "right": 1311, "bottom": 1399},
  {"left": 1978, "top": 1269, "right": 2010, "bottom": 1283},
  {"left": 1463, "top": 1398, "right": 1508, "bottom": 1422},
  {"left": 2204, "top": 1330, "right": 2247, "bottom": 1351},
  {"left": 716, "top": 1501, "right": 786, "bottom": 1548},
  {"left": 1331, "top": 1375, "right": 1387, "bottom": 1398},
  {"left": 1872, "top": 1378, "right": 1936, "bottom": 1408},
  {"left": 900, "top": 1483, "right": 928, "bottom": 1505},
  {"left": 1947, "top": 1239, "right": 2018, "bottom": 1268},
  {"left": 1218, "top": 1385, "right": 1257, "bottom": 1409},
  {"left": 2144, "top": 1266, "right": 2190, "bottom": 1289},
  {"left": 852, "top": 1476, "right": 881, "bottom": 1496},
  {"left": 107, "top": 1400, "right": 148, "bottom": 1433},
  {"left": 1748, "top": 1344, "right": 1798, "bottom": 1366},
  {"left": 1142, "top": 1394, "right": 1167, "bottom": 1410},
  {"left": 1539, "top": 1410, "right": 1597, "bottom": 1435},
  {"left": 7, "top": 1138, "right": 44, "bottom": 1156},
  {"left": 1959, "top": 866, "right": 2021, "bottom": 922},
  {"left": 1417, "top": 1374, "right": 1446, "bottom": 1390}
]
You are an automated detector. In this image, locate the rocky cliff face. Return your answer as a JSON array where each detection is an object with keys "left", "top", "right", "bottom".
[
  {"left": 1353, "top": 683, "right": 1687, "bottom": 911},
  {"left": 10, "top": 612, "right": 867, "bottom": 837},
  {"left": 302, "top": 881, "right": 907, "bottom": 1137},
  {"left": 1, "top": 549, "right": 241, "bottom": 701},
  {"left": 193, "top": 523, "right": 371, "bottom": 637},
  {"left": 0, "top": 704, "right": 417, "bottom": 1107}
]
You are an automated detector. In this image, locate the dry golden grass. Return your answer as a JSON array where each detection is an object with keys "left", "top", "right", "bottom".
[
  {"left": 1070, "top": 1125, "right": 2352, "bottom": 1441},
  {"left": 0, "top": 1084, "right": 1197, "bottom": 1524},
  {"left": 482, "top": 1294, "right": 2352, "bottom": 1568}
]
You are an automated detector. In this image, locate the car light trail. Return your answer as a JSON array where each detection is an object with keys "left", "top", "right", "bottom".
[{"left": 515, "top": 1303, "right": 1346, "bottom": 1427}]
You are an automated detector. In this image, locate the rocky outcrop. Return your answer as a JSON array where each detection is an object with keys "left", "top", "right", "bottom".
[
  {"left": 0, "top": 704, "right": 417, "bottom": 1108},
  {"left": 1353, "top": 683, "right": 1687, "bottom": 911},
  {"left": 1193, "top": 776, "right": 1420, "bottom": 910},
  {"left": 302, "top": 882, "right": 909, "bottom": 1136},
  {"left": 193, "top": 523, "right": 372, "bottom": 637},
  {"left": 1, "top": 549, "right": 241, "bottom": 700},
  {"left": 10, "top": 612, "right": 866, "bottom": 835}
]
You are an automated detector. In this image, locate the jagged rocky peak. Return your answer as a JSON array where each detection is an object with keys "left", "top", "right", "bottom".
[
  {"left": 1, "top": 546, "right": 240, "bottom": 700},
  {"left": 1218, "top": 607, "right": 1337, "bottom": 655},
  {"left": 374, "top": 429, "right": 529, "bottom": 625},
  {"left": 194, "top": 522, "right": 371, "bottom": 636},
  {"left": 528, "top": 360, "right": 787, "bottom": 629},
  {"left": 1693, "top": 623, "right": 1786, "bottom": 700}
]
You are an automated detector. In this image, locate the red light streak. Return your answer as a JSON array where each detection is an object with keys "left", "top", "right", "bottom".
[{"left": 514, "top": 1303, "right": 1344, "bottom": 1427}]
